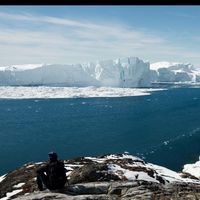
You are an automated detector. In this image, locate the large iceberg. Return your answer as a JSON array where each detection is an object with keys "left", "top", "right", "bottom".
[
  {"left": 0, "top": 64, "right": 99, "bottom": 87},
  {"left": 0, "top": 58, "right": 200, "bottom": 88},
  {"left": 0, "top": 57, "right": 151, "bottom": 87}
]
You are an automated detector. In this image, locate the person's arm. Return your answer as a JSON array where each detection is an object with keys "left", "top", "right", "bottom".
[
  {"left": 61, "top": 162, "right": 67, "bottom": 174},
  {"left": 36, "top": 163, "right": 48, "bottom": 175}
]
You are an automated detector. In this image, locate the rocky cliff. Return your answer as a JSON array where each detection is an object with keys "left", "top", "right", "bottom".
[{"left": 1, "top": 154, "right": 200, "bottom": 200}]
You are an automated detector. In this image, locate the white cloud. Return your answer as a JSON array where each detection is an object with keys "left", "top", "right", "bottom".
[{"left": 0, "top": 11, "right": 199, "bottom": 66}]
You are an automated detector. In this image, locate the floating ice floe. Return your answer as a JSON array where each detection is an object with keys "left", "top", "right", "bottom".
[{"left": 0, "top": 86, "right": 164, "bottom": 99}]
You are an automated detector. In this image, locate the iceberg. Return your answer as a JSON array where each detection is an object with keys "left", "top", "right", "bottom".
[
  {"left": 0, "top": 58, "right": 200, "bottom": 88},
  {"left": 0, "top": 57, "right": 151, "bottom": 87},
  {"left": 150, "top": 61, "right": 200, "bottom": 83}
]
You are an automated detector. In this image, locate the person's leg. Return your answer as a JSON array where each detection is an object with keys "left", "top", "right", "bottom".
[
  {"left": 57, "top": 179, "right": 67, "bottom": 189},
  {"left": 36, "top": 173, "right": 48, "bottom": 191},
  {"left": 36, "top": 174, "right": 44, "bottom": 191}
]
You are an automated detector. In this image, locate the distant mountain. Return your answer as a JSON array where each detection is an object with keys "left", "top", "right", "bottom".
[{"left": 0, "top": 58, "right": 200, "bottom": 88}]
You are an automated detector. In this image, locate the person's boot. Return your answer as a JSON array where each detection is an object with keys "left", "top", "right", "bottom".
[{"left": 38, "top": 186, "right": 44, "bottom": 191}]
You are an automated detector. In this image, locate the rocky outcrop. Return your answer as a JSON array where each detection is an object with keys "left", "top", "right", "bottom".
[{"left": 1, "top": 154, "right": 200, "bottom": 200}]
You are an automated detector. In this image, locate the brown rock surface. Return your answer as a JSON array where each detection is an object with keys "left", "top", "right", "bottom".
[{"left": 1, "top": 154, "right": 200, "bottom": 200}]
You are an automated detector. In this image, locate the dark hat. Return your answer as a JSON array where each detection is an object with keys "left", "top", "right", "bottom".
[{"left": 48, "top": 152, "right": 58, "bottom": 160}]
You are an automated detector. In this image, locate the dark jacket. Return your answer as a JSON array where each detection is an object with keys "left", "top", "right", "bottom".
[{"left": 37, "top": 160, "right": 67, "bottom": 189}]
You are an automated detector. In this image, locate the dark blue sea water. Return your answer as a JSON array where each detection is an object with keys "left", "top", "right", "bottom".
[{"left": 1, "top": 87, "right": 200, "bottom": 175}]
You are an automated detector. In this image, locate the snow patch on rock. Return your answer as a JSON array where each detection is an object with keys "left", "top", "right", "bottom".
[
  {"left": 0, "top": 189, "right": 23, "bottom": 200},
  {"left": 0, "top": 174, "right": 6, "bottom": 183},
  {"left": 183, "top": 158, "right": 200, "bottom": 179},
  {"left": 13, "top": 183, "right": 25, "bottom": 189}
]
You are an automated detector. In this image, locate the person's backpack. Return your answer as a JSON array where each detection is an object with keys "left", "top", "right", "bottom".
[{"left": 48, "top": 160, "right": 67, "bottom": 189}]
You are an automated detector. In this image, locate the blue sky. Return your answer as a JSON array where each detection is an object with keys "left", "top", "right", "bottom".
[{"left": 0, "top": 6, "right": 200, "bottom": 66}]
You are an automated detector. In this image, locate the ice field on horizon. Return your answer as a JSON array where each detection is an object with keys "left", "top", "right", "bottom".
[{"left": 0, "top": 86, "right": 165, "bottom": 99}]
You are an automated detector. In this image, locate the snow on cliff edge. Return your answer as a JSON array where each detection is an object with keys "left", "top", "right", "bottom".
[{"left": 183, "top": 157, "right": 200, "bottom": 179}]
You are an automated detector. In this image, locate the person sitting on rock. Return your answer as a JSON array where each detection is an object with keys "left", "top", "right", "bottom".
[{"left": 36, "top": 152, "right": 67, "bottom": 191}]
